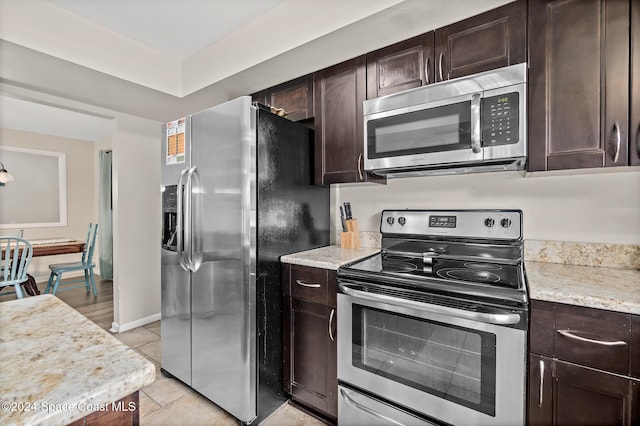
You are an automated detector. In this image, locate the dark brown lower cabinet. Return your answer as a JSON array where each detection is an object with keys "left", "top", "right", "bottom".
[
  {"left": 68, "top": 391, "right": 139, "bottom": 425},
  {"left": 282, "top": 264, "right": 337, "bottom": 421},
  {"left": 529, "top": 355, "right": 639, "bottom": 426},
  {"left": 528, "top": 300, "right": 640, "bottom": 425},
  {"left": 287, "top": 299, "right": 337, "bottom": 419}
]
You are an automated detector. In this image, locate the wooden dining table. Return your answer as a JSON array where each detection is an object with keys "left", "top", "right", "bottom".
[
  {"left": 1, "top": 238, "right": 85, "bottom": 296},
  {"left": 28, "top": 238, "right": 86, "bottom": 257}
]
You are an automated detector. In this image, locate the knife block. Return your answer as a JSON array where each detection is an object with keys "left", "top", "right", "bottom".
[{"left": 341, "top": 219, "right": 361, "bottom": 249}]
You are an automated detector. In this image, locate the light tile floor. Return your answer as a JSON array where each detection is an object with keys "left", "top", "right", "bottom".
[{"left": 115, "top": 321, "right": 327, "bottom": 426}]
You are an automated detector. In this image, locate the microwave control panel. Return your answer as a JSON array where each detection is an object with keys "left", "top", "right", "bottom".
[{"left": 482, "top": 92, "right": 519, "bottom": 146}]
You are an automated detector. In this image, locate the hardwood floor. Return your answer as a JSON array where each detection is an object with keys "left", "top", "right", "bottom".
[{"left": 0, "top": 275, "right": 114, "bottom": 330}]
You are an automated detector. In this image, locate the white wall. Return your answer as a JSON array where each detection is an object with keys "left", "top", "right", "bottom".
[
  {"left": 334, "top": 168, "right": 640, "bottom": 245},
  {"left": 0, "top": 127, "right": 96, "bottom": 280},
  {"left": 110, "top": 116, "right": 162, "bottom": 331}
]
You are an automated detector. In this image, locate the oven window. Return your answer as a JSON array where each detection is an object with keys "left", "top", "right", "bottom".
[
  {"left": 367, "top": 101, "right": 472, "bottom": 158},
  {"left": 352, "top": 305, "right": 496, "bottom": 416}
]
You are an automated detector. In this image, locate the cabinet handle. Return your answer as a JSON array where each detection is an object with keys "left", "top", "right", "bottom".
[
  {"left": 438, "top": 52, "right": 444, "bottom": 81},
  {"left": 329, "top": 308, "right": 335, "bottom": 342},
  {"left": 295, "top": 280, "right": 321, "bottom": 288},
  {"left": 557, "top": 329, "right": 627, "bottom": 346},
  {"left": 425, "top": 57, "right": 430, "bottom": 85},
  {"left": 538, "top": 359, "right": 544, "bottom": 408},
  {"left": 609, "top": 121, "right": 621, "bottom": 163},
  {"left": 357, "top": 153, "right": 364, "bottom": 181}
]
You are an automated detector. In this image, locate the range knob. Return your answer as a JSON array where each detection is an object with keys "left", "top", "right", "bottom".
[
  {"left": 386, "top": 217, "right": 395, "bottom": 225},
  {"left": 501, "top": 218, "right": 512, "bottom": 228},
  {"left": 484, "top": 218, "right": 495, "bottom": 228},
  {"left": 398, "top": 217, "right": 406, "bottom": 226}
]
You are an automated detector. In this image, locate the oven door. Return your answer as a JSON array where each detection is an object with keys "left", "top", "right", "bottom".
[
  {"left": 337, "top": 286, "right": 527, "bottom": 426},
  {"left": 364, "top": 92, "right": 483, "bottom": 172}
]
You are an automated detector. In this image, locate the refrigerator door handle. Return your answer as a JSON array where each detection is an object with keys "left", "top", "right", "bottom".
[
  {"left": 176, "top": 167, "right": 190, "bottom": 272},
  {"left": 187, "top": 166, "right": 202, "bottom": 272},
  {"left": 184, "top": 166, "right": 197, "bottom": 272}
]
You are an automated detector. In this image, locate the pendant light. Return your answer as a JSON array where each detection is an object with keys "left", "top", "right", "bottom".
[{"left": 0, "top": 162, "right": 15, "bottom": 183}]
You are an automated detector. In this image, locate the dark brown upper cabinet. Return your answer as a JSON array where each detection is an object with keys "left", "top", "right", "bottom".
[
  {"left": 366, "top": 0, "right": 525, "bottom": 99},
  {"left": 252, "top": 74, "right": 314, "bottom": 122},
  {"left": 314, "top": 56, "right": 384, "bottom": 185},
  {"left": 528, "top": 0, "right": 631, "bottom": 171},
  {"left": 366, "top": 32, "right": 435, "bottom": 99},
  {"left": 434, "top": 0, "right": 526, "bottom": 82},
  {"left": 631, "top": 0, "right": 640, "bottom": 166}
]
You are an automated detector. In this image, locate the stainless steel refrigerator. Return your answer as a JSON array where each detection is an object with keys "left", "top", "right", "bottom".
[{"left": 160, "top": 96, "right": 329, "bottom": 424}]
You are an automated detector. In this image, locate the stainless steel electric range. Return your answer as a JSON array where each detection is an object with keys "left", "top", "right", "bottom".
[{"left": 337, "top": 209, "right": 528, "bottom": 426}]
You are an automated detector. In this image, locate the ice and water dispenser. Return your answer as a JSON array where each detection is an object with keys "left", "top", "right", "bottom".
[{"left": 162, "top": 185, "right": 178, "bottom": 251}]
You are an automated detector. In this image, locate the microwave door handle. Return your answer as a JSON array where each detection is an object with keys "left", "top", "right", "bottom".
[{"left": 471, "top": 93, "right": 482, "bottom": 153}]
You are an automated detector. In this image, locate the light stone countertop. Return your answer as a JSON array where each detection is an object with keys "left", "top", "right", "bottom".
[
  {"left": 525, "top": 261, "right": 640, "bottom": 315},
  {"left": 281, "top": 245, "right": 379, "bottom": 270},
  {"left": 281, "top": 245, "right": 640, "bottom": 315},
  {"left": 0, "top": 294, "right": 156, "bottom": 426}
]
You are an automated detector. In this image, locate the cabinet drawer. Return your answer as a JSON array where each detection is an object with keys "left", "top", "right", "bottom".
[
  {"left": 555, "top": 304, "right": 630, "bottom": 375},
  {"left": 290, "top": 265, "right": 329, "bottom": 305}
]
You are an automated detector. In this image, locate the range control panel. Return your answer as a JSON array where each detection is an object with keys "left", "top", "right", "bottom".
[{"left": 381, "top": 210, "right": 522, "bottom": 241}]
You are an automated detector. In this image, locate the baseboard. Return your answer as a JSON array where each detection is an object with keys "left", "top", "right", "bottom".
[{"left": 110, "top": 312, "right": 161, "bottom": 334}]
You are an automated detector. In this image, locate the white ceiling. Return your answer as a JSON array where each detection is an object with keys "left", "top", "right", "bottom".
[
  {"left": 0, "top": 95, "right": 114, "bottom": 142},
  {"left": 0, "top": 0, "right": 513, "bottom": 142},
  {"left": 48, "top": 0, "right": 289, "bottom": 61}
]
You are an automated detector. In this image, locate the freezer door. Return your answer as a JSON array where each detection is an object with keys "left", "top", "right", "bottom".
[
  {"left": 160, "top": 246, "right": 191, "bottom": 385},
  {"left": 189, "top": 96, "right": 257, "bottom": 423},
  {"left": 161, "top": 119, "right": 192, "bottom": 386}
]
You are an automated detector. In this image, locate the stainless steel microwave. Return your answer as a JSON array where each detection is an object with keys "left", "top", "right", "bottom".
[{"left": 363, "top": 63, "right": 527, "bottom": 177}]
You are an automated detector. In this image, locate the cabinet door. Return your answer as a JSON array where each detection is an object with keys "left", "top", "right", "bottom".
[
  {"left": 631, "top": 0, "right": 640, "bottom": 166},
  {"left": 314, "top": 57, "right": 384, "bottom": 185},
  {"left": 314, "top": 56, "right": 365, "bottom": 185},
  {"left": 288, "top": 298, "right": 337, "bottom": 420},
  {"left": 253, "top": 75, "right": 314, "bottom": 122},
  {"left": 553, "top": 360, "right": 638, "bottom": 426},
  {"left": 366, "top": 32, "right": 435, "bottom": 99},
  {"left": 434, "top": 0, "right": 526, "bottom": 82},
  {"left": 631, "top": 315, "right": 640, "bottom": 379},
  {"left": 528, "top": 355, "right": 553, "bottom": 426},
  {"left": 528, "top": 0, "right": 630, "bottom": 171}
]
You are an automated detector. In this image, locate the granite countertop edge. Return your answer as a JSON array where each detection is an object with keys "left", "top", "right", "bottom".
[
  {"left": 0, "top": 294, "right": 156, "bottom": 426},
  {"left": 280, "top": 245, "right": 379, "bottom": 270},
  {"left": 281, "top": 245, "right": 640, "bottom": 315},
  {"left": 525, "top": 261, "right": 640, "bottom": 315}
]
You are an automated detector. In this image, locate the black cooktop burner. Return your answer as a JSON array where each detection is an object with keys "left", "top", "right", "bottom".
[
  {"left": 349, "top": 249, "right": 523, "bottom": 290},
  {"left": 436, "top": 268, "right": 502, "bottom": 283},
  {"left": 383, "top": 260, "right": 418, "bottom": 273}
]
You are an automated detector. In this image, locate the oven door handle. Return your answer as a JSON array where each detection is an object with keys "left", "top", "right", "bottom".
[{"left": 339, "top": 283, "right": 521, "bottom": 326}]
